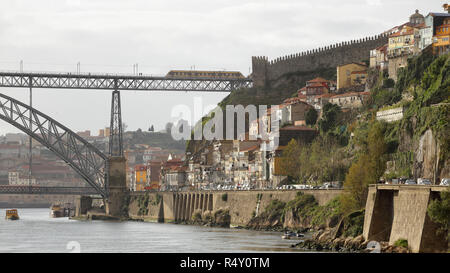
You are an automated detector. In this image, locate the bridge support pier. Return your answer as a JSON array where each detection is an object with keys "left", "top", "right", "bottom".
[
  {"left": 363, "top": 185, "right": 447, "bottom": 253},
  {"left": 75, "top": 196, "right": 92, "bottom": 217},
  {"left": 105, "top": 156, "right": 128, "bottom": 218}
]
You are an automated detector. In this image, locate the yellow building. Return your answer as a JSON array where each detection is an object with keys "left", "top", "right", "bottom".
[
  {"left": 433, "top": 17, "right": 450, "bottom": 55},
  {"left": 134, "top": 165, "right": 147, "bottom": 191},
  {"left": 336, "top": 63, "right": 367, "bottom": 89},
  {"left": 387, "top": 24, "right": 418, "bottom": 58}
]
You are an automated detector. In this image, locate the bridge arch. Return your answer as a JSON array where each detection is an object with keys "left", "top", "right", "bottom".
[{"left": 0, "top": 93, "right": 108, "bottom": 197}]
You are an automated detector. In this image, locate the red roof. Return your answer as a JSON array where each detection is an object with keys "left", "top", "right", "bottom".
[
  {"left": 315, "top": 93, "right": 334, "bottom": 98},
  {"left": 283, "top": 97, "right": 310, "bottom": 107},
  {"left": 389, "top": 30, "right": 414, "bottom": 37},
  {"left": 307, "top": 77, "right": 328, "bottom": 83},
  {"left": 307, "top": 82, "right": 328, "bottom": 88},
  {"left": 350, "top": 70, "right": 367, "bottom": 75},
  {"left": 330, "top": 92, "right": 369, "bottom": 98},
  {"left": 240, "top": 144, "right": 260, "bottom": 152},
  {"left": 135, "top": 165, "right": 147, "bottom": 171}
]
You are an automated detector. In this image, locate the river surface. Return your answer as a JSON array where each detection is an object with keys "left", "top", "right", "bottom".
[{"left": 0, "top": 208, "right": 311, "bottom": 253}]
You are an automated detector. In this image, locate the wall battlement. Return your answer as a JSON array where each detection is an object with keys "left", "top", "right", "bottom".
[{"left": 252, "top": 33, "right": 389, "bottom": 87}]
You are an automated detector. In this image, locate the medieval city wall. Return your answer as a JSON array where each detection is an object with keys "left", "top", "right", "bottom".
[{"left": 252, "top": 33, "right": 389, "bottom": 86}]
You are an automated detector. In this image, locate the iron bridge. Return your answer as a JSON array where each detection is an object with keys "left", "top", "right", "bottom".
[
  {"left": 0, "top": 93, "right": 108, "bottom": 197},
  {"left": 0, "top": 185, "right": 99, "bottom": 195},
  {"left": 0, "top": 71, "right": 253, "bottom": 92},
  {"left": 0, "top": 69, "right": 252, "bottom": 198}
]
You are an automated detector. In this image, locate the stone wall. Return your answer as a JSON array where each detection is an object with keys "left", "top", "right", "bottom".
[
  {"left": 363, "top": 185, "right": 448, "bottom": 253},
  {"left": 388, "top": 55, "right": 409, "bottom": 81},
  {"left": 214, "top": 189, "right": 341, "bottom": 226},
  {"left": 376, "top": 107, "right": 404, "bottom": 122},
  {"left": 128, "top": 192, "right": 164, "bottom": 222},
  {"left": 105, "top": 156, "right": 128, "bottom": 217},
  {"left": 128, "top": 189, "right": 341, "bottom": 226},
  {"left": 252, "top": 34, "right": 388, "bottom": 87},
  {"left": 415, "top": 129, "right": 441, "bottom": 183}
]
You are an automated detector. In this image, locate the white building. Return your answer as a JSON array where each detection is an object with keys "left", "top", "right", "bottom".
[
  {"left": 376, "top": 107, "right": 404, "bottom": 123},
  {"left": 419, "top": 25, "right": 433, "bottom": 50},
  {"left": 8, "top": 172, "right": 37, "bottom": 185}
]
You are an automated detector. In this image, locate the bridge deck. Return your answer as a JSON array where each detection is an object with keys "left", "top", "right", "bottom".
[
  {"left": 0, "top": 186, "right": 99, "bottom": 195},
  {"left": 0, "top": 71, "right": 252, "bottom": 92}
]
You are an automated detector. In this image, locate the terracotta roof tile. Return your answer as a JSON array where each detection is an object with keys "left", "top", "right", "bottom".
[{"left": 307, "top": 77, "right": 328, "bottom": 83}]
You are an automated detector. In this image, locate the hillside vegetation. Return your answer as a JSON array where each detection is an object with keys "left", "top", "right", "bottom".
[{"left": 248, "top": 52, "right": 449, "bottom": 235}]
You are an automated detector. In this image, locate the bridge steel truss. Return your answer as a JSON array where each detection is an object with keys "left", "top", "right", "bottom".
[
  {"left": 0, "top": 93, "right": 108, "bottom": 197},
  {"left": 0, "top": 185, "right": 99, "bottom": 195},
  {"left": 0, "top": 72, "right": 253, "bottom": 92}
]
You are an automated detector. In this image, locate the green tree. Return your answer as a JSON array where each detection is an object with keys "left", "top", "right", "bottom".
[
  {"left": 366, "top": 121, "right": 388, "bottom": 183},
  {"left": 305, "top": 108, "right": 318, "bottom": 126},
  {"left": 318, "top": 103, "right": 342, "bottom": 133},
  {"left": 341, "top": 154, "right": 370, "bottom": 211},
  {"left": 427, "top": 191, "right": 450, "bottom": 240},
  {"left": 279, "top": 139, "right": 302, "bottom": 182},
  {"left": 341, "top": 121, "right": 387, "bottom": 212}
]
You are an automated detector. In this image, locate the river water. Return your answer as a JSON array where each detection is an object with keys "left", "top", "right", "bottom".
[{"left": 0, "top": 208, "right": 311, "bottom": 253}]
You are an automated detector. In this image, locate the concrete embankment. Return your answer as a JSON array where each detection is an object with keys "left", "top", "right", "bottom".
[
  {"left": 363, "top": 185, "right": 448, "bottom": 253},
  {"left": 71, "top": 184, "right": 449, "bottom": 253},
  {"left": 125, "top": 186, "right": 448, "bottom": 253},
  {"left": 126, "top": 189, "right": 342, "bottom": 226}
]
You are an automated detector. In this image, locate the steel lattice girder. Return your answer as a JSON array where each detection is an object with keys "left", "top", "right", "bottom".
[
  {"left": 0, "top": 185, "right": 99, "bottom": 195},
  {"left": 109, "top": 90, "right": 123, "bottom": 156},
  {"left": 0, "top": 93, "right": 108, "bottom": 197},
  {"left": 0, "top": 72, "right": 253, "bottom": 91}
]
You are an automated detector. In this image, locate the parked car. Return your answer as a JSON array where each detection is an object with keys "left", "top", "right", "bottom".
[
  {"left": 405, "top": 179, "right": 416, "bottom": 185},
  {"left": 440, "top": 178, "right": 449, "bottom": 186},
  {"left": 417, "top": 178, "right": 432, "bottom": 185}
]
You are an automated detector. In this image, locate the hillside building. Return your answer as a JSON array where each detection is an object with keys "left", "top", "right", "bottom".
[
  {"left": 433, "top": 16, "right": 450, "bottom": 55},
  {"left": 336, "top": 63, "right": 367, "bottom": 89},
  {"left": 133, "top": 165, "right": 147, "bottom": 191},
  {"left": 370, "top": 44, "right": 388, "bottom": 70}
]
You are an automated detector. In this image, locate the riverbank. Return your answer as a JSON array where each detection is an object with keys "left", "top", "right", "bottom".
[{"left": 74, "top": 189, "right": 446, "bottom": 253}]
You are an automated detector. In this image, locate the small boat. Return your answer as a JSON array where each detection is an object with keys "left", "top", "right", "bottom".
[
  {"left": 282, "top": 231, "right": 297, "bottom": 239},
  {"left": 50, "top": 203, "right": 74, "bottom": 218},
  {"left": 50, "top": 204, "right": 64, "bottom": 218},
  {"left": 5, "top": 209, "right": 19, "bottom": 220}
]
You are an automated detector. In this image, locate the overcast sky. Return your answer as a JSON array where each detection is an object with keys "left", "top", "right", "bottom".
[{"left": 0, "top": 0, "right": 443, "bottom": 135}]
